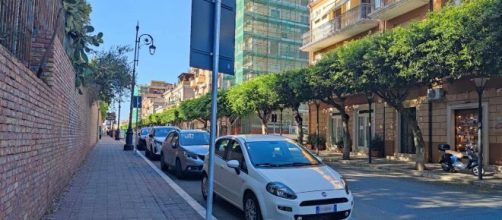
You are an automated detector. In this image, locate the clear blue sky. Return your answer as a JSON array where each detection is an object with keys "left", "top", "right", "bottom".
[{"left": 88, "top": 0, "right": 191, "bottom": 121}]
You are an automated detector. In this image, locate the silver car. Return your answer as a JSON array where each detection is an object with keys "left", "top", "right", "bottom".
[
  {"left": 160, "top": 130, "right": 209, "bottom": 178},
  {"left": 145, "top": 126, "right": 178, "bottom": 160}
]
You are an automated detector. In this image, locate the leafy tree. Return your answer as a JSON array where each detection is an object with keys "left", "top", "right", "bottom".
[
  {"left": 310, "top": 47, "right": 358, "bottom": 160},
  {"left": 227, "top": 74, "right": 279, "bottom": 134},
  {"left": 275, "top": 68, "right": 313, "bottom": 144},
  {"left": 179, "top": 94, "right": 211, "bottom": 128},
  {"left": 217, "top": 90, "right": 241, "bottom": 134}
]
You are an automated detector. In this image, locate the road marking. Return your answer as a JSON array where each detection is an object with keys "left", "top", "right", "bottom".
[{"left": 136, "top": 150, "right": 217, "bottom": 220}]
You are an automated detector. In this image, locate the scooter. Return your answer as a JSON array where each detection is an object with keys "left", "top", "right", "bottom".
[{"left": 438, "top": 143, "right": 485, "bottom": 176}]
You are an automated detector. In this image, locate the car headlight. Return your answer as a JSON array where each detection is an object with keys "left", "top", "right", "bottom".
[
  {"left": 183, "top": 151, "right": 198, "bottom": 160},
  {"left": 342, "top": 177, "right": 350, "bottom": 194},
  {"left": 266, "top": 182, "right": 297, "bottom": 200}
]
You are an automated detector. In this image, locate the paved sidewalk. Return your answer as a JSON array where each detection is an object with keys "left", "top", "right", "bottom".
[
  {"left": 45, "top": 137, "right": 202, "bottom": 220},
  {"left": 320, "top": 152, "right": 502, "bottom": 191}
]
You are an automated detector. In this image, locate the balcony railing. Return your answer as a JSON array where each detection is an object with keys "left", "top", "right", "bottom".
[
  {"left": 303, "top": 3, "right": 372, "bottom": 46},
  {"left": 373, "top": 0, "right": 402, "bottom": 10}
]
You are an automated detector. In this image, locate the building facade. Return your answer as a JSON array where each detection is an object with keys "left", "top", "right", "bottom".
[
  {"left": 302, "top": 0, "right": 502, "bottom": 166},
  {"left": 163, "top": 72, "right": 195, "bottom": 109},
  {"left": 139, "top": 80, "right": 173, "bottom": 118},
  {"left": 189, "top": 68, "right": 222, "bottom": 98},
  {"left": 230, "top": 0, "right": 311, "bottom": 135}
]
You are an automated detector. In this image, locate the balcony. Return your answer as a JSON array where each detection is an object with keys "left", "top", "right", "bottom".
[
  {"left": 369, "top": 0, "right": 429, "bottom": 20},
  {"left": 301, "top": 3, "right": 378, "bottom": 52}
]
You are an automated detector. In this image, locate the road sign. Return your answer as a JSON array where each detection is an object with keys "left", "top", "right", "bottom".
[
  {"left": 106, "top": 112, "right": 116, "bottom": 121},
  {"left": 132, "top": 96, "right": 142, "bottom": 108},
  {"left": 190, "top": 0, "right": 235, "bottom": 75}
]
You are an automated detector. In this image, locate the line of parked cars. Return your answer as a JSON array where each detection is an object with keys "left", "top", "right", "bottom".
[{"left": 137, "top": 126, "right": 354, "bottom": 220}]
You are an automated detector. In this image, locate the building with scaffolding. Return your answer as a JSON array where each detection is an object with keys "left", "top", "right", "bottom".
[{"left": 230, "top": 0, "right": 310, "bottom": 85}]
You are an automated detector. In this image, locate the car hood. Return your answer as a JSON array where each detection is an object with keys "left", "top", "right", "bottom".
[
  {"left": 182, "top": 145, "right": 209, "bottom": 155},
  {"left": 258, "top": 165, "right": 343, "bottom": 193},
  {"left": 153, "top": 137, "right": 166, "bottom": 143}
]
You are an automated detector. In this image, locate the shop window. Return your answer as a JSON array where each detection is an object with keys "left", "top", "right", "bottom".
[{"left": 454, "top": 109, "right": 478, "bottom": 151}]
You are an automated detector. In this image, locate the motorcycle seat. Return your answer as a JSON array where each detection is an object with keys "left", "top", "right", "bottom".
[{"left": 445, "top": 150, "right": 464, "bottom": 159}]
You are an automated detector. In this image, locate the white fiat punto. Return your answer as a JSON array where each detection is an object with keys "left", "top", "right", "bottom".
[{"left": 201, "top": 135, "right": 353, "bottom": 220}]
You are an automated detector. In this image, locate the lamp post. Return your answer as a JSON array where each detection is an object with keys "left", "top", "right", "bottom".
[
  {"left": 124, "top": 23, "right": 156, "bottom": 151},
  {"left": 279, "top": 104, "right": 285, "bottom": 135},
  {"left": 115, "top": 99, "right": 121, "bottom": 140},
  {"left": 473, "top": 77, "right": 489, "bottom": 180},
  {"left": 314, "top": 100, "right": 321, "bottom": 155},
  {"left": 367, "top": 92, "right": 374, "bottom": 163}
]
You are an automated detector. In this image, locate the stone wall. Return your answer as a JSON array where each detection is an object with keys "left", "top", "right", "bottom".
[{"left": 0, "top": 37, "right": 99, "bottom": 219}]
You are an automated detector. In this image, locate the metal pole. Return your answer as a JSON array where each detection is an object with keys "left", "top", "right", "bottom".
[
  {"left": 206, "top": 0, "right": 221, "bottom": 219},
  {"left": 280, "top": 108, "right": 283, "bottom": 135},
  {"left": 478, "top": 89, "right": 483, "bottom": 180},
  {"left": 124, "top": 23, "right": 139, "bottom": 151},
  {"left": 368, "top": 99, "right": 372, "bottom": 163},
  {"left": 428, "top": 100, "right": 433, "bottom": 163},
  {"left": 116, "top": 99, "right": 121, "bottom": 140}
]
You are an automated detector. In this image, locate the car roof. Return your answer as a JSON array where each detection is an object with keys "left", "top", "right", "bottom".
[
  {"left": 179, "top": 129, "right": 208, "bottom": 133},
  {"left": 221, "top": 134, "right": 291, "bottom": 142},
  {"left": 152, "top": 126, "right": 178, "bottom": 129}
]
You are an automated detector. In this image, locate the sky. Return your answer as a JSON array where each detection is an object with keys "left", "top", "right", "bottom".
[{"left": 88, "top": 0, "right": 192, "bottom": 121}]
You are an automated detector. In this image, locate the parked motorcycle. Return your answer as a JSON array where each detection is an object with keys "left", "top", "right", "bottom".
[{"left": 438, "top": 143, "right": 485, "bottom": 176}]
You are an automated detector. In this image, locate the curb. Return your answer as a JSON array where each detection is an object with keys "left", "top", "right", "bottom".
[{"left": 326, "top": 160, "right": 502, "bottom": 191}]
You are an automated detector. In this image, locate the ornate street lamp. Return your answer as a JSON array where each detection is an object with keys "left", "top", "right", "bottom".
[
  {"left": 279, "top": 103, "right": 285, "bottom": 135},
  {"left": 472, "top": 77, "right": 489, "bottom": 180},
  {"left": 367, "top": 92, "right": 374, "bottom": 163},
  {"left": 124, "top": 23, "right": 156, "bottom": 151}
]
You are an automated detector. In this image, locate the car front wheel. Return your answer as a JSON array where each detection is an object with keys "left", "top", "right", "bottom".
[
  {"left": 201, "top": 174, "right": 208, "bottom": 200},
  {"left": 244, "top": 193, "right": 262, "bottom": 220},
  {"left": 175, "top": 158, "right": 185, "bottom": 179}
]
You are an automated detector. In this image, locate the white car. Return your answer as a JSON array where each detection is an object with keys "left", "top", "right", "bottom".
[{"left": 201, "top": 135, "right": 353, "bottom": 220}]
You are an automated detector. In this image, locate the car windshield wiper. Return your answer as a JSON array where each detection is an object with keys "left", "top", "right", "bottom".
[
  {"left": 277, "top": 162, "right": 314, "bottom": 167},
  {"left": 254, "top": 163, "right": 280, "bottom": 167}
]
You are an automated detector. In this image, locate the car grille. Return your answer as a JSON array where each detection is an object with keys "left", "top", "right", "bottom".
[
  {"left": 299, "top": 198, "right": 349, "bottom": 206},
  {"left": 198, "top": 155, "right": 205, "bottom": 161},
  {"left": 294, "top": 210, "right": 351, "bottom": 220}
]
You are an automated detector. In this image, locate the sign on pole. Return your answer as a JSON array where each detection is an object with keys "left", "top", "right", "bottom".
[
  {"left": 190, "top": 0, "right": 235, "bottom": 219},
  {"left": 132, "top": 96, "right": 142, "bottom": 108},
  {"left": 190, "top": 0, "right": 235, "bottom": 75},
  {"left": 106, "top": 112, "right": 116, "bottom": 121}
]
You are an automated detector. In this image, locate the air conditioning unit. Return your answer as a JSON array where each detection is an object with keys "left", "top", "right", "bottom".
[{"left": 427, "top": 88, "right": 444, "bottom": 101}]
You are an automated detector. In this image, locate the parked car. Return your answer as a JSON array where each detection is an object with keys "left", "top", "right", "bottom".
[
  {"left": 137, "top": 127, "right": 149, "bottom": 151},
  {"left": 145, "top": 126, "right": 178, "bottom": 160},
  {"left": 201, "top": 135, "right": 353, "bottom": 220},
  {"left": 160, "top": 130, "right": 210, "bottom": 178}
]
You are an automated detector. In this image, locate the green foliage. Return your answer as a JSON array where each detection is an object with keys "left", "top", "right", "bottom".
[
  {"left": 227, "top": 74, "right": 280, "bottom": 121},
  {"left": 275, "top": 68, "right": 313, "bottom": 109},
  {"left": 90, "top": 46, "right": 132, "bottom": 103},
  {"left": 63, "top": 0, "right": 104, "bottom": 87},
  {"left": 99, "top": 101, "right": 109, "bottom": 120}
]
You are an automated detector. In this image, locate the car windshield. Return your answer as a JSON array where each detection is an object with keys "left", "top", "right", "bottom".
[
  {"left": 180, "top": 132, "right": 209, "bottom": 146},
  {"left": 141, "top": 129, "right": 148, "bottom": 135},
  {"left": 246, "top": 140, "right": 321, "bottom": 167},
  {"left": 155, "top": 128, "right": 173, "bottom": 137}
]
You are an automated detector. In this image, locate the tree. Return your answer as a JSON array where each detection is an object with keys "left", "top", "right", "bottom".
[
  {"left": 179, "top": 95, "right": 211, "bottom": 129},
  {"left": 227, "top": 74, "right": 280, "bottom": 134},
  {"left": 275, "top": 68, "right": 313, "bottom": 144},
  {"left": 310, "top": 47, "right": 358, "bottom": 160},
  {"left": 217, "top": 90, "right": 241, "bottom": 135}
]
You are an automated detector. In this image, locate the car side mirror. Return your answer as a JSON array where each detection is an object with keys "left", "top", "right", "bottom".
[{"left": 226, "top": 160, "right": 240, "bottom": 175}]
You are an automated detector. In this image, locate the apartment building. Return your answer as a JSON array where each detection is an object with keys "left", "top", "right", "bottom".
[
  {"left": 163, "top": 72, "right": 195, "bottom": 109},
  {"left": 302, "top": 0, "right": 502, "bottom": 166},
  {"left": 139, "top": 80, "right": 173, "bottom": 118},
  {"left": 189, "top": 68, "right": 222, "bottom": 98}
]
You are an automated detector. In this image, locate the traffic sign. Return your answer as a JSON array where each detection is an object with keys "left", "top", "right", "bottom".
[{"left": 190, "top": 0, "right": 235, "bottom": 75}]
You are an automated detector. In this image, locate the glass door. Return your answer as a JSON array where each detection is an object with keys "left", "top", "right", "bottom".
[{"left": 400, "top": 108, "right": 416, "bottom": 154}]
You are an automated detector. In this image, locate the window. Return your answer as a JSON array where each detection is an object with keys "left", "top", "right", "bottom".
[
  {"left": 227, "top": 141, "right": 244, "bottom": 162},
  {"left": 246, "top": 140, "right": 321, "bottom": 167},
  {"left": 270, "top": 8, "right": 280, "bottom": 18},
  {"left": 180, "top": 132, "right": 209, "bottom": 146},
  {"left": 215, "top": 139, "right": 230, "bottom": 159},
  {"left": 165, "top": 132, "right": 175, "bottom": 144},
  {"left": 331, "top": 116, "right": 343, "bottom": 145},
  {"left": 171, "top": 133, "right": 179, "bottom": 146},
  {"left": 268, "top": 41, "right": 279, "bottom": 55},
  {"left": 357, "top": 115, "right": 368, "bottom": 148}
]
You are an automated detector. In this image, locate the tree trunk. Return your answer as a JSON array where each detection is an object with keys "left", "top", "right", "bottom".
[
  {"left": 293, "top": 107, "right": 303, "bottom": 144},
  {"left": 257, "top": 110, "right": 271, "bottom": 134},
  {"left": 341, "top": 111, "right": 352, "bottom": 160},
  {"left": 407, "top": 113, "right": 426, "bottom": 171}
]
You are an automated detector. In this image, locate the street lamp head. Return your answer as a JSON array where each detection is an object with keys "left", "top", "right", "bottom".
[
  {"left": 366, "top": 91, "right": 374, "bottom": 100},
  {"left": 472, "top": 77, "right": 489, "bottom": 89},
  {"left": 149, "top": 45, "right": 156, "bottom": 55},
  {"left": 279, "top": 103, "right": 285, "bottom": 109}
]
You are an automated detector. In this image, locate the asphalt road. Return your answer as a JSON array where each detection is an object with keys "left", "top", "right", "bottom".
[{"left": 146, "top": 154, "right": 502, "bottom": 220}]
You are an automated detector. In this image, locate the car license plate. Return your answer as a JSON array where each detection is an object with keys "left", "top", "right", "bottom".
[{"left": 316, "top": 204, "right": 337, "bottom": 214}]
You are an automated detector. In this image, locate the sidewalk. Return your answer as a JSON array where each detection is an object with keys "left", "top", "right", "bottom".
[
  {"left": 320, "top": 152, "right": 502, "bottom": 191},
  {"left": 45, "top": 137, "right": 203, "bottom": 220}
]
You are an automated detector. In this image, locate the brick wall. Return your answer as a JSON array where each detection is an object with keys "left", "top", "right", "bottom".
[{"left": 0, "top": 36, "right": 99, "bottom": 219}]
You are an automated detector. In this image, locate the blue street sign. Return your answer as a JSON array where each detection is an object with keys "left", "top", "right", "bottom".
[
  {"left": 190, "top": 0, "right": 235, "bottom": 75},
  {"left": 132, "top": 96, "right": 142, "bottom": 108}
]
